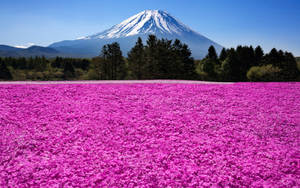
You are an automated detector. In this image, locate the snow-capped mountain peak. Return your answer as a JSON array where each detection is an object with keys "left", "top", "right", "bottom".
[
  {"left": 86, "top": 10, "right": 193, "bottom": 39},
  {"left": 49, "top": 10, "right": 223, "bottom": 58}
]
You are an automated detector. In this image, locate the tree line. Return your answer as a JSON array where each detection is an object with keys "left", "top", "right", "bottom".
[
  {"left": 0, "top": 56, "right": 90, "bottom": 80},
  {"left": 197, "top": 45, "right": 299, "bottom": 81},
  {"left": 0, "top": 35, "right": 299, "bottom": 81}
]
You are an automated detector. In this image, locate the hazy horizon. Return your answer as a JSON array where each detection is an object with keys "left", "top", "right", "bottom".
[{"left": 1, "top": 0, "right": 300, "bottom": 56}]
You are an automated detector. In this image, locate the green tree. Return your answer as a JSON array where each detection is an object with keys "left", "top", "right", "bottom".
[
  {"left": 0, "top": 58, "right": 12, "bottom": 80},
  {"left": 27, "top": 57, "right": 35, "bottom": 69},
  {"left": 88, "top": 57, "right": 109, "bottom": 80},
  {"left": 63, "top": 61, "right": 75, "bottom": 79},
  {"left": 207, "top": 45, "right": 218, "bottom": 60},
  {"left": 254, "top": 46, "right": 264, "bottom": 66},
  {"left": 202, "top": 58, "right": 216, "bottom": 78},
  {"left": 221, "top": 48, "right": 240, "bottom": 81},
  {"left": 219, "top": 48, "right": 228, "bottom": 61},
  {"left": 101, "top": 42, "right": 126, "bottom": 80},
  {"left": 175, "top": 41, "right": 196, "bottom": 80},
  {"left": 144, "top": 35, "right": 159, "bottom": 79},
  {"left": 155, "top": 38, "right": 173, "bottom": 78},
  {"left": 280, "top": 52, "right": 299, "bottom": 80},
  {"left": 202, "top": 45, "right": 219, "bottom": 79},
  {"left": 128, "top": 37, "right": 145, "bottom": 79},
  {"left": 263, "top": 48, "right": 282, "bottom": 66},
  {"left": 235, "top": 45, "right": 255, "bottom": 81},
  {"left": 51, "top": 57, "right": 63, "bottom": 68}
]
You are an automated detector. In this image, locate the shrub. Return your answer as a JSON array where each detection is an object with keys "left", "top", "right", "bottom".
[{"left": 247, "top": 64, "right": 281, "bottom": 81}]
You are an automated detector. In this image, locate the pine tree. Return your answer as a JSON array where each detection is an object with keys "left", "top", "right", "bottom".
[
  {"left": 128, "top": 37, "right": 145, "bottom": 79},
  {"left": 100, "top": 42, "right": 126, "bottom": 80},
  {"left": 264, "top": 48, "right": 280, "bottom": 66},
  {"left": 179, "top": 43, "right": 196, "bottom": 80},
  {"left": 254, "top": 46, "right": 264, "bottom": 65},
  {"left": 63, "top": 61, "right": 75, "bottom": 79},
  {"left": 109, "top": 42, "right": 126, "bottom": 80},
  {"left": 219, "top": 48, "right": 228, "bottom": 61},
  {"left": 203, "top": 45, "right": 219, "bottom": 79},
  {"left": 0, "top": 58, "right": 12, "bottom": 80},
  {"left": 144, "top": 35, "right": 158, "bottom": 79},
  {"left": 280, "top": 52, "right": 299, "bottom": 80},
  {"left": 221, "top": 48, "right": 240, "bottom": 81},
  {"left": 156, "top": 38, "right": 173, "bottom": 78},
  {"left": 235, "top": 46, "right": 255, "bottom": 80},
  {"left": 207, "top": 45, "right": 218, "bottom": 60}
]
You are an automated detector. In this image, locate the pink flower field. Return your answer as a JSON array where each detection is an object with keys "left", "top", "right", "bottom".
[{"left": 0, "top": 82, "right": 299, "bottom": 187}]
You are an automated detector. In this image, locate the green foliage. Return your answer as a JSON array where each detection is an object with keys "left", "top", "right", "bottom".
[
  {"left": 0, "top": 58, "right": 12, "bottom": 80},
  {"left": 221, "top": 49, "right": 240, "bottom": 81},
  {"left": 207, "top": 45, "right": 218, "bottom": 60},
  {"left": 128, "top": 37, "right": 145, "bottom": 79},
  {"left": 88, "top": 57, "right": 110, "bottom": 80},
  {"left": 236, "top": 45, "right": 255, "bottom": 81},
  {"left": 0, "top": 36, "right": 298, "bottom": 82},
  {"left": 247, "top": 65, "right": 281, "bottom": 81},
  {"left": 127, "top": 35, "right": 196, "bottom": 80},
  {"left": 219, "top": 48, "right": 228, "bottom": 61},
  {"left": 202, "top": 58, "right": 216, "bottom": 77},
  {"left": 199, "top": 45, "right": 222, "bottom": 80},
  {"left": 296, "top": 57, "right": 300, "bottom": 71},
  {"left": 261, "top": 50, "right": 299, "bottom": 80},
  {"left": 0, "top": 56, "right": 90, "bottom": 81},
  {"left": 100, "top": 42, "right": 126, "bottom": 80},
  {"left": 173, "top": 40, "right": 196, "bottom": 80},
  {"left": 254, "top": 45, "right": 264, "bottom": 65},
  {"left": 63, "top": 61, "right": 75, "bottom": 79}
]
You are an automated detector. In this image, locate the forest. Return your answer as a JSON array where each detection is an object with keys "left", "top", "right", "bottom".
[{"left": 0, "top": 35, "right": 299, "bottom": 81}]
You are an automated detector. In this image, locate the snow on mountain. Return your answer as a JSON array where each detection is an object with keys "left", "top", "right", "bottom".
[
  {"left": 49, "top": 10, "right": 223, "bottom": 58},
  {"left": 85, "top": 10, "right": 193, "bottom": 39}
]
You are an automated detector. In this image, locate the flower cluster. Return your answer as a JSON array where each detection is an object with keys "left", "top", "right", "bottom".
[{"left": 0, "top": 82, "right": 299, "bottom": 187}]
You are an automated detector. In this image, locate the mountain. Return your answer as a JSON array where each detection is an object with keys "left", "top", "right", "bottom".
[
  {"left": 0, "top": 45, "right": 65, "bottom": 58},
  {"left": 0, "top": 45, "right": 23, "bottom": 52},
  {"left": 50, "top": 10, "right": 223, "bottom": 59}
]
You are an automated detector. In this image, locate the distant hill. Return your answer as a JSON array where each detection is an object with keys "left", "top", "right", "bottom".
[
  {"left": 0, "top": 45, "right": 69, "bottom": 58},
  {"left": 0, "top": 45, "right": 23, "bottom": 52}
]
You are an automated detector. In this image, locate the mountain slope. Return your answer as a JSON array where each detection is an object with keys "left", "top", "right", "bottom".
[
  {"left": 0, "top": 45, "right": 23, "bottom": 52},
  {"left": 50, "top": 10, "right": 223, "bottom": 59},
  {"left": 0, "top": 45, "right": 67, "bottom": 58},
  {"left": 86, "top": 10, "right": 193, "bottom": 39}
]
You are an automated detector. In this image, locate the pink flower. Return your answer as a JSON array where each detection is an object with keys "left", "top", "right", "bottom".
[{"left": 0, "top": 82, "right": 299, "bottom": 186}]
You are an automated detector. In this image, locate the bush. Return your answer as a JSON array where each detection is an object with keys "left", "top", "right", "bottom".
[
  {"left": 247, "top": 64, "right": 281, "bottom": 81},
  {"left": 11, "top": 70, "right": 26, "bottom": 81}
]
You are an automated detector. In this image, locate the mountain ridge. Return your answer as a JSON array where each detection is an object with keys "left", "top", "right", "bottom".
[
  {"left": 0, "top": 45, "right": 65, "bottom": 58},
  {"left": 0, "top": 10, "right": 223, "bottom": 59},
  {"left": 49, "top": 10, "right": 223, "bottom": 58}
]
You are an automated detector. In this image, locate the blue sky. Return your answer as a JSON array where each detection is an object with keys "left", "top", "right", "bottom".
[{"left": 1, "top": 0, "right": 300, "bottom": 56}]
